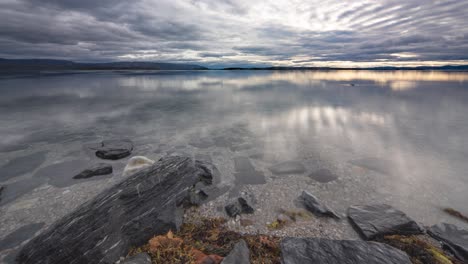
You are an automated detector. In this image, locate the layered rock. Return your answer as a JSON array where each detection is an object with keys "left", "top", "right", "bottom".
[
  {"left": 300, "top": 191, "right": 340, "bottom": 219},
  {"left": 121, "top": 253, "right": 151, "bottom": 264},
  {"left": 280, "top": 237, "right": 411, "bottom": 264},
  {"left": 16, "top": 156, "right": 213, "bottom": 264},
  {"left": 347, "top": 204, "right": 423, "bottom": 240},
  {"left": 428, "top": 223, "right": 468, "bottom": 262}
]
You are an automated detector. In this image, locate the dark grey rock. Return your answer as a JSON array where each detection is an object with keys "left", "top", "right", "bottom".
[
  {"left": 0, "top": 185, "right": 4, "bottom": 202},
  {"left": 269, "top": 161, "right": 306, "bottom": 175},
  {"left": 233, "top": 157, "right": 265, "bottom": 185},
  {"left": 17, "top": 156, "right": 214, "bottom": 264},
  {"left": 428, "top": 223, "right": 468, "bottom": 262},
  {"left": 347, "top": 204, "right": 423, "bottom": 240},
  {"left": 121, "top": 253, "right": 151, "bottom": 264},
  {"left": 221, "top": 239, "right": 250, "bottom": 264},
  {"left": 300, "top": 191, "right": 340, "bottom": 219},
  {"left": 0, "top": 151, "right": 47, "bottom": 182},
  {"left": 0, "top": 223, "right": 44, "bottom": 251},
  {"left": 73, "top": 163, "right": 112, "bottom": 179},
  {"left": 281, "top": 237, "right": 411, "bottom": 264},
  {"left": 308, "top": 169, "right": 338, "bottom": 183},
  {"left": 225, "top": 198, "right": 254, "bottom": 217},
  {"left": 93, "top": 139, "right": 133, "bottom": 160}
]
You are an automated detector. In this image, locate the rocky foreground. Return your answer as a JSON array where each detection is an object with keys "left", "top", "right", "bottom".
[{"left": 8, "top": 149, "right": 468, "bottom": 263}]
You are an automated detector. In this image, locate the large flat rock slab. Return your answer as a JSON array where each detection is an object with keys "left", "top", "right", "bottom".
[
  {"left": 17, "top": 156, "right": 213, "bottom": 264},
  {"left": 428, "top": 223, "right": 468, "bottom": 262},
  {"left": 281, "top": 237, "right": 411, "bottom": 264},
  {"left": 347, "top": 204, "right": 423, "bottom": 240}
]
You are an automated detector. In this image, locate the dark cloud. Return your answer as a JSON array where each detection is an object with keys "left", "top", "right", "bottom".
[{"left": 0, "top": 0, "right": 467, "bottom": 67}]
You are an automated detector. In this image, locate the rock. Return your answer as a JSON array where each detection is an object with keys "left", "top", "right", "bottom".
[
  {"left": 308, "top": 169, "right": 338, "bottom": 183},
  {"left": 225, "top": 198, "right": 254, "bottom": 217},
  {"left": 0, "top": 185, "right": 4, "bottom": 202},
  {"left": 17, "top": 156, "right": 214, "bottom": 264},
  {"left": 0, "top": 151, "right": 47, "bottom": 182},
  {"left": 233, "top": 157, "right": 265, "bottom": 185},
  {"left": 221, "top": 239, "right": 250, "bottom": 264},
  {"left": 93, "top": 139, "right": 133, "bottom": 160},
  {"left": 73, "top": 163, "right": 112, "bottom": 179},
  {"left": 347, "top": 204, "right": 423, "bottom": 240},
  {"left": 300, "top": 191, "right": 340, "bottom": 219},
  {"left": 269, "top": 161, "right": 306, "bottom": 175},
  {"left": 428, "top": 223, "right": 468, "bottom": 262},
  {"left": 121, "top": 253, "right": 151, "bottom": 264},
  {"left": 123, "top": 156, "right": 155, "bottom": 177},
  {"left": 0, "top": 223, "right": 45, "bottom": 251},
  {"left": 280, "top": 237, "right": 411, "bottom": 264}
]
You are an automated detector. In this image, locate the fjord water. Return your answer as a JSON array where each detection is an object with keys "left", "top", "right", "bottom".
[{"left": 1, "top": 70, "right": 468, "bottom": 249}]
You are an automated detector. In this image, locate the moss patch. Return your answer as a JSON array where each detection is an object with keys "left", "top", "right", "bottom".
[
  {"left": 129, "top": 218, "right": 281, "bottom": 264},
  {"left": 380, "top": 235, "right": 462, "bottom": 264}
]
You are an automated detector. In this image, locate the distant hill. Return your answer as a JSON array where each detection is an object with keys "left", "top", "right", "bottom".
[
  {"left": 223, "top": 65, "right": 468, "bottom": 71},
  {"left": 0, "top": 58, "right": 208, "bottom": 71}
]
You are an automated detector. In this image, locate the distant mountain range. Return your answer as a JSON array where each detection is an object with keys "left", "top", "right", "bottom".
[
  {"left": 0, "top": 58, "right": 208, "bottom": 71},
  {"left": 1, "top": 58, "right": 468, "bottom": 71},
  {"left": 223, "top": 65, "right": 468, "bottom": 71}
]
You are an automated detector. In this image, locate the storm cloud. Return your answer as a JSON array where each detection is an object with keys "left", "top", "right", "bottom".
[{"left": 1, "top": 0, "right": 467, "bottom": 67}]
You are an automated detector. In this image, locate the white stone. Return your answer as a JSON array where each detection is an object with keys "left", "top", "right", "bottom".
[{"left": 123, "top": 156, "right": 155, "bottom": 177}]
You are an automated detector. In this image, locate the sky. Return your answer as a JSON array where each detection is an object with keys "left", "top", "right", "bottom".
[{"left": 1, "top": 0, "right": 468, "bottom": 68}]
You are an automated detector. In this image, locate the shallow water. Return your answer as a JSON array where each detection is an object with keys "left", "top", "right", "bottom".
[{"left": 1, "top": 70, "right": 468, "bottom": 258}]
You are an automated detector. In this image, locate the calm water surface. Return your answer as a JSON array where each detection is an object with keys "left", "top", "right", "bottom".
[{"left": 1, "top": 70, "right": 468, "bottom": 258}]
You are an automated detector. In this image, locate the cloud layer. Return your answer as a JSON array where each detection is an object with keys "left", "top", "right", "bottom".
[{"left": 1, "top": 0, "right": 468, "bottom": 67}]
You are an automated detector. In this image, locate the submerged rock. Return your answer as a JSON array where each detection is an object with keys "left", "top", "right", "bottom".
[
  {"left": 73, "top": 163, "right": 112, "bottom": 179},
  {"left": 225, "top": 198, "right": 254, "bottom": 217},
  {"left": 269, "top": 161, "right": 306, "bottom": 175},
  {"left": 308, "top": 169, "right": 338, "bottom": 183},
  {"left": 17, "top": 156, "right": 214, "bottom": 264},
  {"left": 221, "top": 239, "right": 250, "bottom": 264},
  {"left": 123, "top": 156, "right": 155, "bottom": 177},
  {"left": 280, "top": 237, "right": 411, "bottom": 264},
  {"left": 0, "top": 151, "right": 47, "bottom": 182},
  {"left": 0, "top": 185, "right": 3, "bottom": 202},
  {"left": 121, "top": 253, "right": 151, "bottom": 264},
  {"left": 300, "top": 191, "right": 340, "bottom": 219},
  {"left": 347, "top": 204, "right": 423, "bottom": 240},
  {"left": 93, "top": 139, "right": 133, "bottom": 160},
  {"left": 233, "top": 157, "right": 265, "bottom": 185},
  {"left": 428, "top": 223, "right": 468, "bottom": 262}
]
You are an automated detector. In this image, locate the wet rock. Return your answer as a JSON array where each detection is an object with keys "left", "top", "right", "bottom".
[
  {"left": 300, "top": 191, "right": 340, "bottom": 219},
  {"left": 0, "top": 151, "right": 47, "bottom": 182},
  {"left": 233, "top": 157, "right": 265, "bottom": 185},
  {"left": 280, "top": 237, "right": 411, "bottom": 264},
  {"left": 93, "top": 139, "right": 133, "bottom": 160},
  {"left": 17, "top": 156, "right": 214, "bottom": 264},
  {"left": 428, "top": 223, "right": 468, "bottom": 262},
  {"left": 73, "top": 163, "right": 112, "bottom": 179},
  {"left": 225, "top": 198, "right": 254, "bottom": 217},
  {"left": 121, "top": 253, "right": 151, "bottom": 264},
  {"left": 269, "top": 161, "right": 306, "bottom": 175},
  {"left": 347, "top": 204, "right": 423, "bottom": 240},
  {"left": 308, "top": 169, "right": 338, "bottom": 183},
  {"left": 0, "top": 223, "right": 44, "bottom": 251},
  {"left": 123, "top": 156, "right": 155, "bottom": 177},
  {"left": 221, "top": 239, "right": 250, "bottom": 264},
  {"left": 0, "top": 185, "right": 3, "bottom": 202}
]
